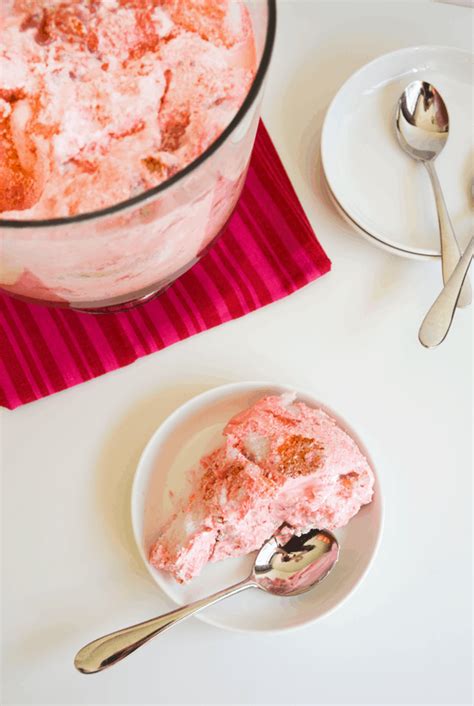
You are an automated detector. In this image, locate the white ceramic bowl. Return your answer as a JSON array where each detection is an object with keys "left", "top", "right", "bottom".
[
  {"left": 321, "top": 45, "right": 473, "bottom": 259},
  {"left": 131, "top": 382, "right": 383, "bottom": 633}
]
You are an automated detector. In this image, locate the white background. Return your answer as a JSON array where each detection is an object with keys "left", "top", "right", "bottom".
[{"left": 1, "top": 1, "right": 472, "bottom": 704}]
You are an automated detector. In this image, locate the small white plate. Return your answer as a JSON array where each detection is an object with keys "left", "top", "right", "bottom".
[
  {"left": 131, "top": 382, "right": 383, "bottom": 633},
  {"left": 321, "top": 45, "right": 473, "bottom": 259}
]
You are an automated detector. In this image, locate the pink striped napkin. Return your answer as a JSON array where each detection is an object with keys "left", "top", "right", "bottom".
[{"left": 0, "top": 122, "right": 331, "bottom": 410}]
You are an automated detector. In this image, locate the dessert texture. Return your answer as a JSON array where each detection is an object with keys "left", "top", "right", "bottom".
[
  {"left": 0, "top": 0, "right": 255, "bottom": 218},
  {"left": 149, "top": 394, "right": 375, "bottom": 583},
  {"left": 0, "top": 0, "right": 258, "bottom": 305}
]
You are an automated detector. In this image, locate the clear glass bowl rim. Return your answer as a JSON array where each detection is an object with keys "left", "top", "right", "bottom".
[{"left": 0, "top": 0, "right": 277, "bottom": 230}]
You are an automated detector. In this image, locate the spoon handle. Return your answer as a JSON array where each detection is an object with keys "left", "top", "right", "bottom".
[
  {"left": 419, "top": 237, "right": 473, "bottom": 348},
  {"left": 424, "top": 161, "right": 472, "bottom": 308},
  {"left": 74, "top": 578, "right": 254, "bottom": 674}
]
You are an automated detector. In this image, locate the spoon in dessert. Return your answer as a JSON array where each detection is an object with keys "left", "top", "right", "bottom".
[
  {"left": 74, "top": 526, "right": 339, "bottom": 674},
  {"left": 395, "top": 80, "right": 471, "bottom": 307}
]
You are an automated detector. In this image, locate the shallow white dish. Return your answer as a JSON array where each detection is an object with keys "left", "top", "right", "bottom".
[
  {"left": 131, "top": 382, "right": 383, "bottom": 633},
  {"left": 321, "top": 45, "right": 473, "bottom": 259}
]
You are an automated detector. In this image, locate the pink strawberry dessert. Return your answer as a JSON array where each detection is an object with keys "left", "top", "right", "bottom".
[
  {"left": 0, "top": 0, "right": 256, "bottom": 218},
  {"left": 149, "top": 394, "right": 375, "bottom": 583},
  {"left": 0, "top": 0, "right": 258, "bottom": 304}
]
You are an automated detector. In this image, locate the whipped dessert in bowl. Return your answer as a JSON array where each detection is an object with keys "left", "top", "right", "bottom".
[
  {"left": 0, "top": 1, "right": 276, "bottom": 310},
  {"left": 132, "top": 382, "right": 383, "bottom": 632}
]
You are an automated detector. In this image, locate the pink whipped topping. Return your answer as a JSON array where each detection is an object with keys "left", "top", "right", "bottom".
[
  {"left": 0, "top": 0, "right": 255, "bottom": 218},
  {"left": 149, "top": 394, "right": 375, "bottom": 583}
]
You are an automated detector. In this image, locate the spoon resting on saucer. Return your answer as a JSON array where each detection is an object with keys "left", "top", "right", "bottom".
[{"left": 395, "top": 80, "right": 471, "bottom": 307}]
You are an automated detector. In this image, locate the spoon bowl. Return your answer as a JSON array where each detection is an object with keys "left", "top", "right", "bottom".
[
  {"left": 395, "top": 81, "right": 471, "bottom": 307},
  {"left": 254, "top": 526, "right": 339, "bottom": 596},
  {"left": 396, "top": 80, "right": 449, "bottom": 161}
]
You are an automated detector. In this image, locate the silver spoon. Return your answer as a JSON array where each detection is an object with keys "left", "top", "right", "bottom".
[
  {"left": 395, "top": 80, "right": 471, "bottom": 308},
  {"left": 74, "top": 526, "right": 339, "bottom": 674},
  {"left": 419, "top": 236, "right": 473, "bottom": 347}
]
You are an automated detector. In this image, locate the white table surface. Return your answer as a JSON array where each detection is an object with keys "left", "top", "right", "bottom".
[{"left": 1, "top": 2, "right": 472, "bottom": 704}]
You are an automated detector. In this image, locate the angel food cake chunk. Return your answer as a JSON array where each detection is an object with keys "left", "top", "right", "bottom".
[
  {"left": 0, "top": 0, "right": 256, "bottom": 217},
  {"left": 149, "top": 395, "right": 375, "bottom": 583}
]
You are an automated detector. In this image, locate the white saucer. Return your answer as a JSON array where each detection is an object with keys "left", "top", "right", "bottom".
[
  {"left": 321, "top": 45, "right": 473, "bottom": 259},
  {"left": 131, "top": 382, "right": 383, "bottom": 633}
]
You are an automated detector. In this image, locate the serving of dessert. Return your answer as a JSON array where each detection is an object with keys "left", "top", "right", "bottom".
[
  {"left": 0, "top": 0, "right": 275, "bottom": 308},
  {"left": 149, "top": 393, "right": 375, "bottom": 583},
  {"left": 132, "top": 382, "right": 382, "bottom": 631}
]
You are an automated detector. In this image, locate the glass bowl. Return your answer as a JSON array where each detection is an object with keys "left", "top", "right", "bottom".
[{"left": 0, "top": 1, "right": 276, "bottom": 312}]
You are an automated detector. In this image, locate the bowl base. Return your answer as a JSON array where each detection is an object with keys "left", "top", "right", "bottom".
[
  {"left": 73, "top": 285, "right": 168, "bottom": 314},
  {"left": 0, "top": 212, "right": 240, "bottom": 313},
  {"left": 0, "top": 257, "right": 199, "bottom": 313}
]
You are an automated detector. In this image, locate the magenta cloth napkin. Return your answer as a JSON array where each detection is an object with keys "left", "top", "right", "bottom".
[{"left": 0, "top": 122, "right": 331, "bottom": 409}]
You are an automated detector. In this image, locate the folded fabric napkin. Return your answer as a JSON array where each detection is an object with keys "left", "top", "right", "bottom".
[{"left": 0, "top": 122, "right": 331, "bottom": 410}]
